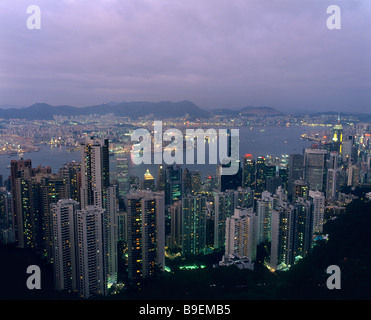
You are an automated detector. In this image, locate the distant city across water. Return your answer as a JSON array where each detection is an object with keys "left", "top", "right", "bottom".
[{"left": 0, "top": 125, "right": 327, "bottom": 181}]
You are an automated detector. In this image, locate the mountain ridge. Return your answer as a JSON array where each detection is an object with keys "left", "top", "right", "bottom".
[{"left": 0, "top": 101, "right": 283, "bottom": 120}]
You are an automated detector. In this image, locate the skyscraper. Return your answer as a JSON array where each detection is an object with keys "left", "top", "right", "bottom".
[
  {"left": 213, "top": 190, "right": 235, "bottom": 249},
  {"left": 255, "top": 156, "right": 266, "bottom": 196},
  {"left": 242, "top": 154, "right": 255, "bottom": 189},
  {"left": 256, "top": 191, "right": 274, "bottom": 244},
  {"left": 164, "top": 165, "right": 182, "bottom": 205},
  {"left": 80, "top": 137, "right": 109, "bottom": 209},
  {"left": 303, "top": 148, "right": 328, "bottom": 192},
  {"left": 51, "top": 199, "right": 79, "bottom": 292},
  {"left": 225, "top": 207, "right": 256, "bottom": 263},
  {"left": 309, "top": 190, "right": 325, "bottom": 234},
  {"left": 104, "top": 185, "right": 119, "bottom": 287},
  {"left": 288, "top": 154, "right": 304, "bottom": 196},
  {"left": 127, "top": 190, "right": 165, "bottom": 284},
  {"left": 75, "top": 205, "right": 105, "bottom": 299},
  {"left": 116, "top": 157, "right": 129, "bottom": 199},
  {"left": 182, "top": 194, "right": 207, "bottom": 255}
]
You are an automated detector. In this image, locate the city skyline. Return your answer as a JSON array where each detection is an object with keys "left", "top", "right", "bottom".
[{"left": 1, "top": 0, "right": 370, "bottom": 112}]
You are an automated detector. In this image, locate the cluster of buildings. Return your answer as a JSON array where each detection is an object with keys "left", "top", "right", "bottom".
[{"left": 0, "top": 119, "right": 370, "bottom": 299}]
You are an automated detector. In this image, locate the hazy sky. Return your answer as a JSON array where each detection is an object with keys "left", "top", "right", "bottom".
[{"left": 0, "top": 0, "right": 370, "bottom": 112}]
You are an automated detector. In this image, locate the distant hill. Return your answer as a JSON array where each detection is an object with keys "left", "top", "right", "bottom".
[
  {"left": 211, "top": 106, "right": 283, "bottom": 117},
  {"left": 0, "top": 100, "right": 210, "bottom": 121}
]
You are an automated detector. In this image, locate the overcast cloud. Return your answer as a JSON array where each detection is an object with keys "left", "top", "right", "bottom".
[{"left": 0, "top": 0, "right": 370, "bottom": 112}]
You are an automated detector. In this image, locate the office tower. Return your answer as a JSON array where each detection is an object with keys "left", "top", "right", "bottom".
[
  {"left": 75, "top": 205, "right": 105, "bottom": 299},
  {"left": 104, "top": 185, "right": 118, "bottom": 287},
  {"left": 142, "top": 169, "right": 155, "bottom": 191},
  {"left": 303, "top": 148, "right": 328, "bottom": 192},
  {"left": 51, "top": 199, "right": 79, "bottom": 292},
  {"left": 213, "top": 190, "right": 235, "bottom": 249},
  {"left": 157, "top": 164, "right": 166, "bottom": 192},
  {"left": 127, "top": 190, "right": 165, "bottom": 284},
  {"left": 292, "top": 179, "right": 309, "bottom": 202},
  {"left": 182, "top": 168, "right": 191, "bottom": 196},
  {"left": 342, "top": 135, "right": 355, "bottom": 162},
  {"left": 309, "top": 190, "right": 325, "bottom": 234},
  {"left": 234, "top": 187, "right": 254, "bottom": 209},
  {"left": 288, "top": 154, "right": 304, "bottom": 196},
  {"left": 242, "top": 154, "right": 255, "bottom": 189},
  {"left": 225, "top": 207, "right": 256, "bottom": 262},
  {"left": 219, "top": 129, "right": 241, "bottom": 192},
  {"left": 169, "top": 200, "right": 182, "bottom": 249},
  {"left": 255, "top": 156, "right": 266, "bottom": 196},
  {"left": 347, "top": 164, "right": 360, "bottom": 187},
  {"left": 165, "top": 165, "right": 182, "bottom": 205},
  {"left": 182, "top": 194, "right": 207, "bottom": 255},
  {"left": 266, "top": 176, "right": 282, "bottom": 194},
  {"left": 326, "top": 168, "right": 340, "bottom": 200},
  {"left": 278, "top": 167, "right": 288, "bottom": 191},
  {"left": 116, "top": 157, "right": 129, "bottom": 199},
  {"left": 205, "top": 174, "right": 219, "bottom": 192},
  {"left": 332, "top": 122, "right": 343, "bottom": 154},
  {"left": 80, "top": 137, "right": 109, "bottom": 209},
  {"left": 256, "top": 191, "right": 274, "bottom": 244},
  {"left": 58, "top": 161, "right": 81, "bottom": 203},
  {"left": 219, "top": 160, "right": 242, "bottom": 192},
  {"left": 190, "top": 170, "right": 202, "bottom": 194}
]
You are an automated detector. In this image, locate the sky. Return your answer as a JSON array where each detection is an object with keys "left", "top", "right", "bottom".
[{"left": 0, "top": 0, "right": 370, "bottom": 113}]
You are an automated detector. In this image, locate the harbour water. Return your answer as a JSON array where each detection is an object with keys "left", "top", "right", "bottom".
[{"left": 0, "top": 125, "right": 325, "bottom": 182}]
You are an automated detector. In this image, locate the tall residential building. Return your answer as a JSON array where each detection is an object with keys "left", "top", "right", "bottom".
[
  {"left": 182, "top": 194, "right": 207, "bottom": 255},
  {"left": 256, "top": 191, "right": 274, "bottom": 244},
  {"left": 303, "top": 148, "right": 328, "bottom": 192},
  {"left": 104, "top": 185, "right": 119, "bottom": 287},
  {"left": 10, "top": 159, "right": 52, "bottom": 248},
  {"left": 213, "top": 190, "right": 235, "bottom": 249},
  {"left": 225, "top": 207, "right": 256, "bottom": 262},
  {"left": 269, "top": 198, "right": 313, "bottom": 271},
  {"left": 347, "top": 164, "right": 360, "bottom": 187},
  {"left": 127, "top": 190, "right": 165, "bottom": 284},
  {"left": 80, "top": 137, "right": 109, "bottom": 209},
  {"left": 75, "top": 205, "right": 105, "bottom": 299},
  {"left": 309, "top": 190, "right": 325, "bottom": 234},
  {"left": 58, "top": 161, "right": 81, "bottom": 203},
  {"left": 269, "top": 204, "right": 294, "bottom": 271},
  {"left": 233, "top": 187, "right": 254, "bottom": 209},
  {"left": 288, "top": 154, "right": 304, "bottom": 196},
  {"left": 292, "top": 197, "right": 313, "bottom": 261},
  {"left": 51, "top": 199, "right": 79, "bottom": 293},
  {"left": 326, "top": 168, "right": 340, "bottom": 200},
  {"left": 169, "top": 200, "right": 182, "bottom": 249}
]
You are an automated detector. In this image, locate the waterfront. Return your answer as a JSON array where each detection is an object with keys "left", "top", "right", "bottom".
[{"left": 0, "top": 125, "right": 325, "bottom": 181}]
